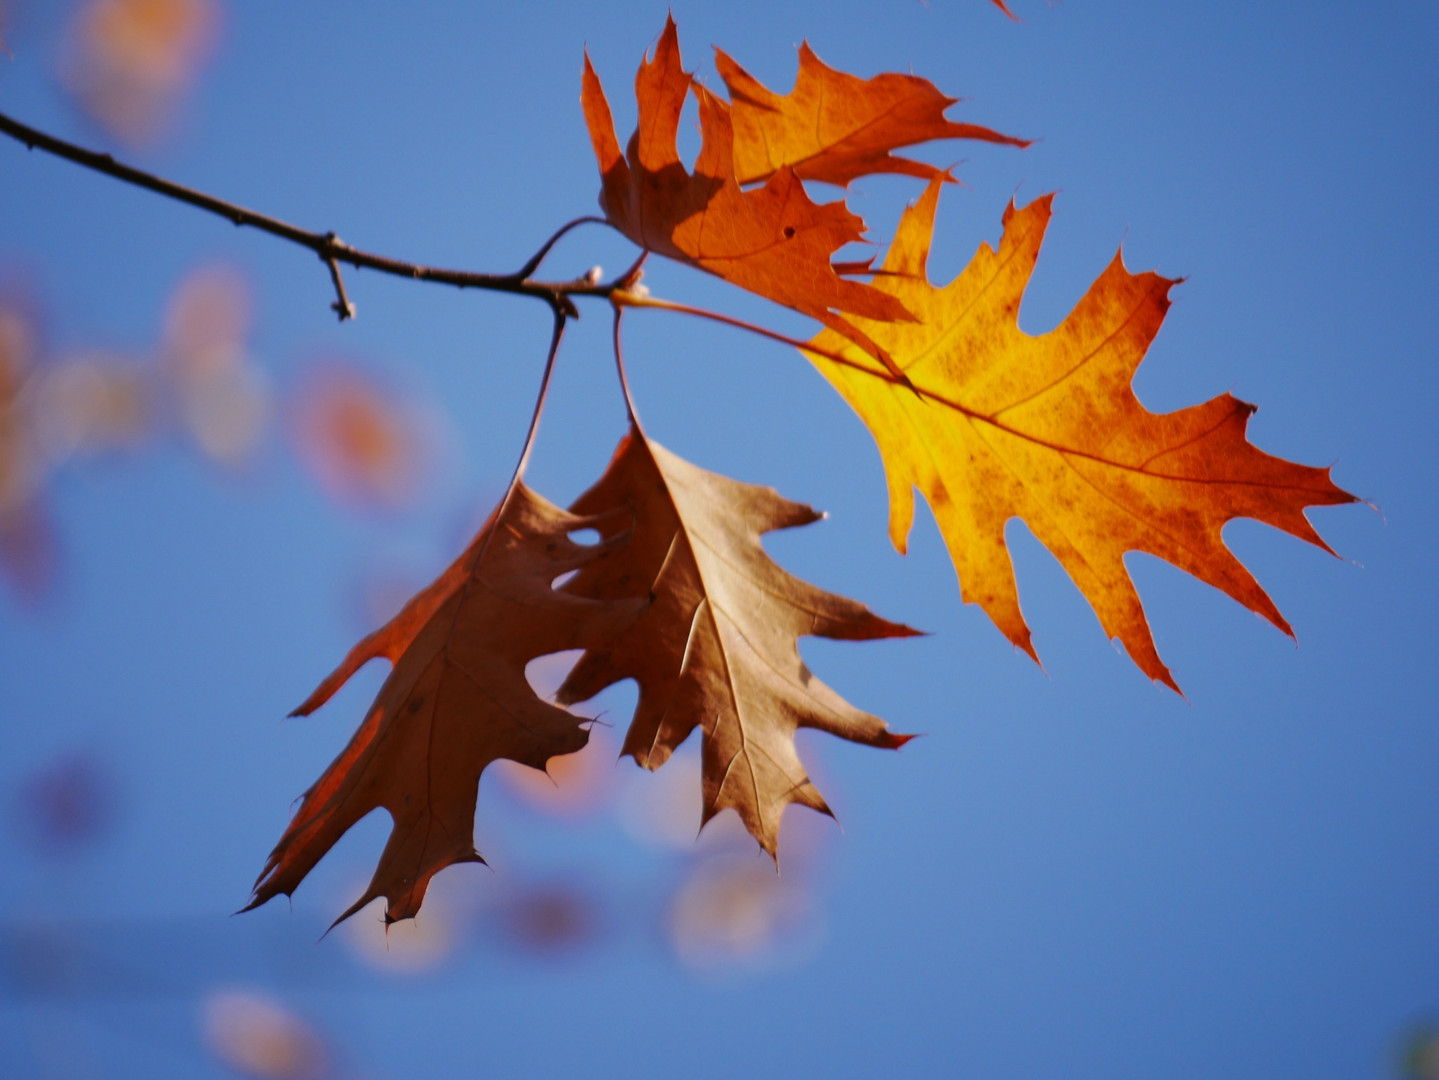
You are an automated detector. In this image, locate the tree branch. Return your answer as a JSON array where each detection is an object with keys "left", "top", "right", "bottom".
[{"left": 0, "top": 111, "right": 615, "bottom": 317}]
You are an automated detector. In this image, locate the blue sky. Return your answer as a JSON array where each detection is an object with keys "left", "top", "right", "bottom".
[{"left": 1, "top": 2, "right": 1436, "bottom": 1077}]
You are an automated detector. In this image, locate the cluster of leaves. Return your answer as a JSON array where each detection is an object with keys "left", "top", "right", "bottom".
[{"left": 232, "top": 18, "right": 1356, "bottom": 929}]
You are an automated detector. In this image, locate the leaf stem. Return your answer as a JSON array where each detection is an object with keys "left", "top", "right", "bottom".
[
  {"left": 509, "top": 307, "right": 569, "bottom": 494},
  {"left": 610, "top": 305, "right": 643, "bottom": 433},
  {"left": 612, "top": 289, "right": 897, "bottom": 383},
  {"left": 456, "top": 309, "right": 568, "bottom": 574}
]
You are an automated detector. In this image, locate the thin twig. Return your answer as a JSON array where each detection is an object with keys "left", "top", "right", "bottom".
[
  {"left": 513, "top": 216, "right": 608, "bottom": 281},
  {"left": 0, "top": 111, "right": 617, "bottom": 316},
  {"left": 320, "top": 234, "right": 357, "bottom": 321}
]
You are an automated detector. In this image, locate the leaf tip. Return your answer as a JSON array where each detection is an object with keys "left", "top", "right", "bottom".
[
  {"left": 658, "top": 10, "right": 680, "bottom": 52},
  {"left": 882, "top": 730, "right": 920, "bottom": 750},
  {"left": 1010, "top": 628, "right": 1039, "bottom": 667},
  {"left": 872, "top": 615, "right": 927, "bottom": 641}
]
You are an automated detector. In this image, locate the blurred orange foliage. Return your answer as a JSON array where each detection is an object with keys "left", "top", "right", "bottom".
[
  {"left": 667, "top": 853, "right": 819, "bottom": 971},
  {"left": 0, "top": 298, "right": 54, "bottom": 598},
  {"left": 60, "top": 0, "right": 221, "bottom": 147},
  {"left": 289, "top": 362, "right": 432, "bottom": 511},
  {"left": 201, "top": 989, "right": 328, "bottom": 1080},
  {"left": 161, "top": 262, "right": 270, "bottom": 466}
]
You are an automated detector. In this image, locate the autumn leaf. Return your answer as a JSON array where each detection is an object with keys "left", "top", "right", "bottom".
[
  {"left": 245, "top": 484, "right": 644, "bottom": 926},
  {"left": 555, "top": 427, "right": 918, "bottom": 856},
  {"left": 715, "top": 41, "right": 1026, "bottom": 188},
  {"left": 581, "top": 16, "right": 916, "bottom": 371},
  {"left": 805, "top": 178, "right": 1355, "bottom": 689}
]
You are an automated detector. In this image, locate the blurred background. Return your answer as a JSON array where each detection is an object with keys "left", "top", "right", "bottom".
[{"left": 0, "top": 1, "right": 1435, "bottom": 1077}]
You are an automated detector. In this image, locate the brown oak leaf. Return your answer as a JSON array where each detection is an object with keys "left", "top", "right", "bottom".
[
  {"left": 245, "top": 484, "right": 644, "bottom": 927},
  {"left": 805, "top": 178, "right": 1356, "bottom": 689},
  {"left": 555, "top": 427, "right": 918, "bottom": 856}
]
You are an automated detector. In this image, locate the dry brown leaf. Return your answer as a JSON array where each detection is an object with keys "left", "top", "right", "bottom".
[
  {"left": 716, "top": 41, "right": 1026, "bottom": 188},
  {"left": 806, "top": 178, "right": 1356, "bottom": 689},
  {"left": 555, "top": 427, "right": 918, "bottom": 856},
  {"left": 246, "top": 484, "right": 644, "bottom": 926}
]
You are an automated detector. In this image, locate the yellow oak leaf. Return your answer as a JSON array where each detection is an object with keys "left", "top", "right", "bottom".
[{"left": 805, "top": 178, "right": 1355, "bottom": 689}]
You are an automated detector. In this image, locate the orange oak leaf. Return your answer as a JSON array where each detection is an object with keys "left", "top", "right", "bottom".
[
  {"left": 581, "top": 17, "right": 915, "bottom": 371},
  {"left": 805, "top": 178, "right": 1356, "bottom": 689},
  {"left": 555, "top": 427, "right": 918, "bottom": 856},
  {"left": 246, "top": 485, "right": 644, "bottom": 927},
  {"left": 715, "top": 41, "right": 1027, "bottom": 188}
]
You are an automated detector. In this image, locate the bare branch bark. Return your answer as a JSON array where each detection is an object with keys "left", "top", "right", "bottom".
[{"left": 0, "top": 111, "right": 614, "bottom": 317}]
